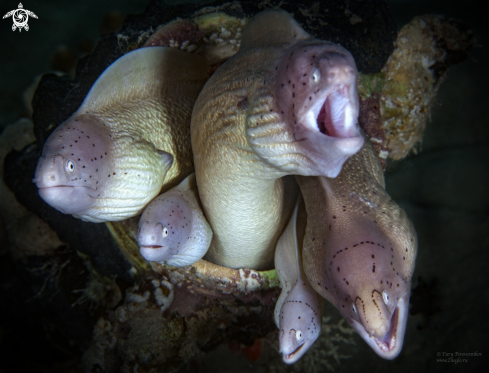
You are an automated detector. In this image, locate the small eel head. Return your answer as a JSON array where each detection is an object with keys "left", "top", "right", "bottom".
[
  {"left": 137, "top": 192, "right": 193, "bottom": 263},
  {"left": 278, "top": 284, "right": 321, "bottom": 364}
]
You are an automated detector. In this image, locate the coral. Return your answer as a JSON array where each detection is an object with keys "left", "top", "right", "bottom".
[
  {"left": 115, "top": 8, "right": 248, "bottom": 69},
  {"left": 380, "top": 15, "right": 474, "bottom": 160},
  {"left": 141, "top": 12, "right": 246, "bottom": 66},
  {"left": 71, "top": 251, "right": 122, "bottom": 309},
  {"left": 25, "top": 250, "right": 72, "bottom": 300},
  {"left": 355, "top": 15, "right": 473, "bottom": 163},
  {"left": 358, "top": 73, "right": 389, "bottom": 169},
  {"left": 82, "top": 272, "right": 277, "bottom": 372},
  {"left": 144, "top": 18, "right": 205, "bottom": 50}
]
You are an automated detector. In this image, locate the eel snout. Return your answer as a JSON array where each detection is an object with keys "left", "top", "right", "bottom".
[
  {"left": 321, "top": 229, "right": 412, "bottom": 360},
  {"left": 350, "top": 293, "right": 408, "bottom": 359},
  {"left": 138, "top": 220, "right": 180, "bottom": 263},
  {"left": 33, "top": 154, "right": 68, "bottom": 188},
  {"left": 34, "top": 153, "right": 99, "bottom": 215},
  {"left": 279, "top": 328, "right": 310, "bottom": 364}
]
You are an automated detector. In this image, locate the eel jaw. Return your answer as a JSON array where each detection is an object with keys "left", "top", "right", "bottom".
[
  {"left": 282, "top": 342, "right": 305, "bottom": 364},
  {"left": 349, "top": 296, "right": 409, "bottom": 360},
  {"left": 139, "top": 245, "right": 170, "bottom": 262},
  {"left": 281, "top": 339, "right": 316, "bottom": 365},
  {"left": 279, "top": 328, "right": 316, "bottom": 365},
  {"left": 37, "top": 186, "right": 97, "bottom": 215},
  {"left": 301, "top": 84, "right": 359, "bottom": 139},
  {"left": 293, "top": 83, "right": 364, "bottom": 177}
]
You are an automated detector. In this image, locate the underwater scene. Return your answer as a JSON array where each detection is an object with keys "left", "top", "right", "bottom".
[{"left": 0, "top": 0, "right": 487, "bottom": 372}]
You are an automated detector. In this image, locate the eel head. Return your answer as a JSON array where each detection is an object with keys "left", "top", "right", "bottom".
[
  {"left": 137, "top": 192, "right": 193, "bottom": 263},
  {"left": 327, "top": 237, "right": 411, "bottom": 359},
  {"left": 33, "top": 115, "right": 112, "bottom": 218},
  {"left": 247, "top": 38, "right": 364, "bottom": 178},
  {"left": 277, "top": 40, "right": 364, "bottom": 177},
  {"left": 278, "top": 284, "right": 321, "bottom": 364}
]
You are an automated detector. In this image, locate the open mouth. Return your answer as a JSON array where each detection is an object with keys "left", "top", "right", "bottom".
[
  {"left": 349, "top": 301, "right": 407, "bottom": 360},
  {"left": 373, "top": 306, "right": 399, "bottom": 353},
  {"left": 302, "top": 84, "right": 356, "bottom": 139},
  {"left": 284, "top": 343, "right": 304, "bottom": 361},
  {"left": 317, "top": 85, "right": 350, "bottom": 137}
]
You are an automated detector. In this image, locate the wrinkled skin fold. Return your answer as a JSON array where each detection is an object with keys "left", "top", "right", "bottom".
[
  {"left": 34, "top": 47, "right": 209, "bottom": 222},
  {"left": 191, "top": 9, "right": 363, "bottom": 270}
]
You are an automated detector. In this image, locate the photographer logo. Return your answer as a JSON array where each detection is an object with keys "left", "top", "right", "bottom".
[{"left": 3, "top": 3, "right": 38, "bottom": 32}]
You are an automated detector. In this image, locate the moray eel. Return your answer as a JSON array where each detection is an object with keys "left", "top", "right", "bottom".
[
  {"left": 137, "top": 173, "right": 212, "bottom": 267},
  {"left": 191, "top": 9, "right": 363, "bottom": 269},
  {"left": 33, "top": 47, "right": 209, "bottom": 222},
  {"left": 296, "top": 139, "right": 417, "bottom": 359},
  {"left": 274, "top": 196, "right": 323, "bottom": 364}
]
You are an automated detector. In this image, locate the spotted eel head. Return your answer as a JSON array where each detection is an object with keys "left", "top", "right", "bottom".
[
  {"left": 242, "top": 10, "right": 363, "bottom": 177},
  {"left": 137, "top": 192, "right": 193, "bottom": 263},
  {"left": 275, "top": 40, "right": 363, "bottom": 177},
  {"left": 33, "top": 115, "right": 113, "bottom": 216},
  {"left": 278, "top": 284, "right": 321, "bottom": 364},
  {"left": 324, "top": 224, "right": 412, "bottom": 359}
]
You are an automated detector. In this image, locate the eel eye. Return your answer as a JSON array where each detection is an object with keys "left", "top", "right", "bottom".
[
  {"left": 296, "top": 330, "right": 302, "bottom": 340},
  {"left": 352, "top": 304, "right": 357, "bottom": 314},
  {"left": 382, "top": 290, "right": 389, "bottom": 305},
  {"left": 66, "top": 160, "right": 75, "bottom": 173},
  {"left": 162, "top": 227, "right": 169, "bottom": 238},
  {"left": 311, "top": 68, "right": 321, "bottom": 83}
]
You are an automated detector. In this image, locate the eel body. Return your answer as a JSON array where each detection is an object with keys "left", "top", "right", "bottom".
[
  {"left": 191, "top": 9, "right": 363, "bottom": 269},
  {"left": 274, "top": 196, "right": 323, "bottom": 364},
  {"left": 34, "top": 47, "right": 209, "bottom": 222},
  {"left": 297, "top": 139, "right": 417, "bottom": 359}
]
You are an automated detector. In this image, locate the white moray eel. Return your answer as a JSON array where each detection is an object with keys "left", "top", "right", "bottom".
[
  {"left": 191, "top": 9, "right": 364, "bottom": 269},
  {"left": 274, "top": 196, "right": 323, "bottom": 364},
  {"left": 297, "top": 139, "right": 417, "bottom": 359},
  {"left": 137, "top": 173, "right": 212, "bottom": 267},
  {"left": 34, "top": 47, "right": 209, "bottom": 222}
]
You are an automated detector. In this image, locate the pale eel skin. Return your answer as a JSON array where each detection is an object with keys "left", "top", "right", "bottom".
[
  {"left": 137, "top": 173, "right": 212, "bottom": 267},
  {"left": 191, "top": 9, "right": 364, "bottom": 269},
  {"left": 33, "top": 47, "right": 209, "bottom": 222},
  {"left": 274, "top": 196, "right": 323, "bottom": 364},
  {"left": 296, "top": 139, "right": 417, "bottom": 359}
]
